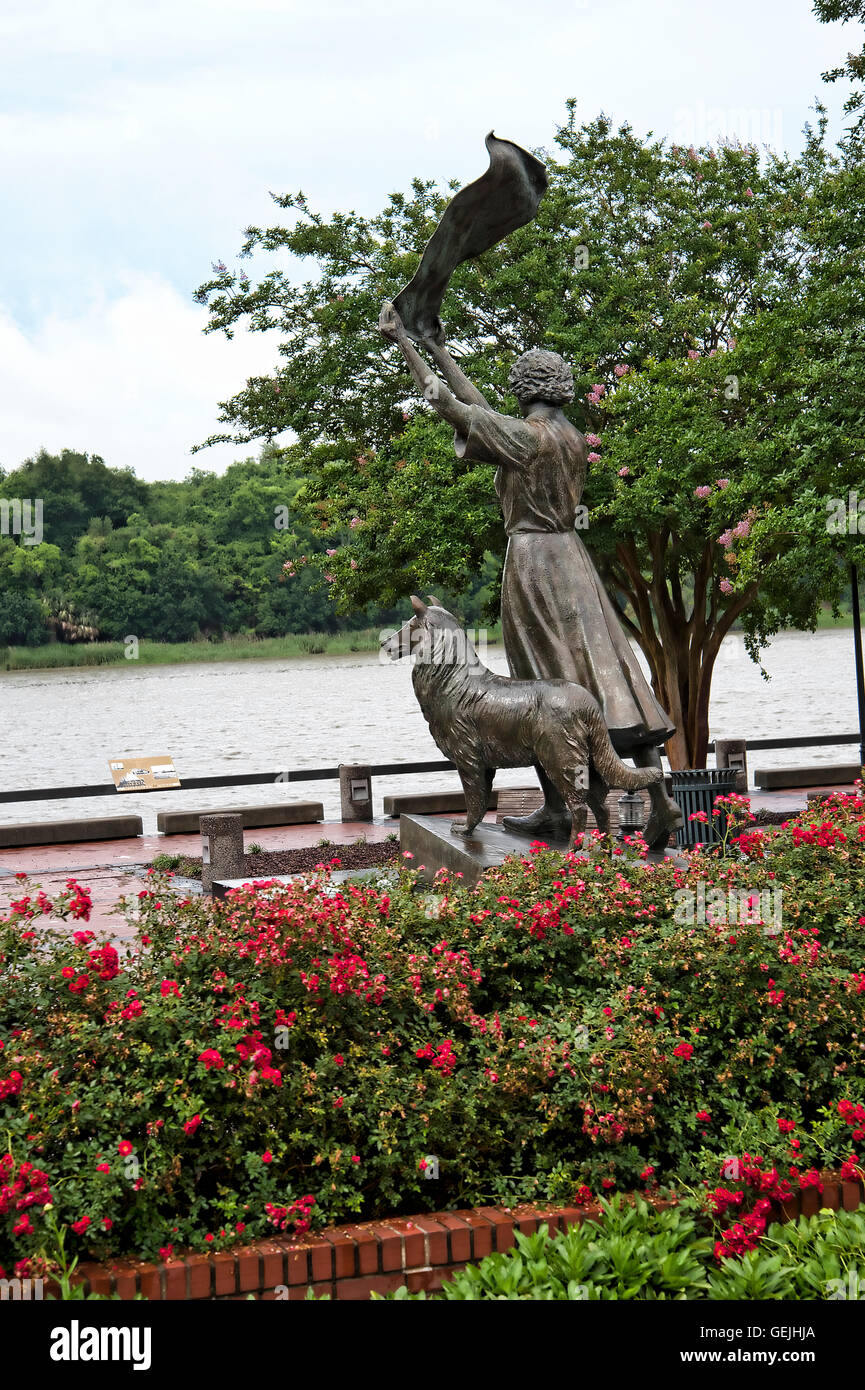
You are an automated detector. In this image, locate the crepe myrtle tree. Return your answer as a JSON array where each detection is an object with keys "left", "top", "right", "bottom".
[
  {"left": 814, "top": 0, "right": 865, "bottom": 150},
  {"left": 193, "top": 104, "right": 863, "bottom": 767}
]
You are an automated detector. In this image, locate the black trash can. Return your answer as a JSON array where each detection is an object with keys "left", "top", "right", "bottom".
[{"left": 671, "top": 768, "right": 740, "bottom": 849}]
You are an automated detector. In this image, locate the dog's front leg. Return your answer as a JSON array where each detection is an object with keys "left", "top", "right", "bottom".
[{"left": 451, "top": 767, "right": 490, "bottom": 839}]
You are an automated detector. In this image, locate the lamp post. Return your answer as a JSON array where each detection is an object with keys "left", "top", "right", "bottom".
[
  {"left": 852, "top": 563, "right": 865, "bottom": 783},
  {"left": 617, "top": 790, "right": 645, "bottom": 844}
]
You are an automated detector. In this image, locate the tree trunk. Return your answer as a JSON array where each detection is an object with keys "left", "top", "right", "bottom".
[{"left": 605, "top": 542, "right": 760, "bottom": 770}]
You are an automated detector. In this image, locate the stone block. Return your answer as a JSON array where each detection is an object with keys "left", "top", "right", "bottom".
[
  {"left": 157, "top": 803, "right": 323, "bottom": 835},
  {"left": 0, "top": 816, "right": 143, "bottom": 848}
]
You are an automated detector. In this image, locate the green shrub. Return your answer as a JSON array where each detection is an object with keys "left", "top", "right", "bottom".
[
  {"left": 377, "top": 1201, "right": 865, "bottom": 1300},
  {"left": 1, "top": 791, "right": 863, "bottom": 1274},
  {"left": 150, "top": 854, "right": 181, "bottom": 873}
]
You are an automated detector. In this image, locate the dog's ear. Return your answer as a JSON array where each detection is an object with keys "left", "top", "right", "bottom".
[
  {"left": 410, "top": 595, "right": 427, "bottom": 616},
  {"left": 426, "top": 595, "right": 443, "bottom": 607}
]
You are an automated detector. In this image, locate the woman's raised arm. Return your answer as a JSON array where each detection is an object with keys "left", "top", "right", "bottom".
[
  {"left": 422, "top": 330, "right": 493, "bottom": 411},
  {"left": 379, "top": 302, "right": 473, "bottom": 435}
]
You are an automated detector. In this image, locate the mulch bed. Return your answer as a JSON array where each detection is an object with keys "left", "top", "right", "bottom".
[
  {"left": 154, "top": 836, "right": 402, "bottom": 881},
  {"left": 751, "top": 809, "right": 798, "bottom": 827},
  {"left": 151, "top": 805, "right": 825, "bottom": 881}
]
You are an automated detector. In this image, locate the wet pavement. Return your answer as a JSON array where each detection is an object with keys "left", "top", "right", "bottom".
[
  {"left": 0, "top": 820, "right": 394, "bottom": 944},
  {"left": 0, "top": 784, "right": 850, "bottom": 944}
]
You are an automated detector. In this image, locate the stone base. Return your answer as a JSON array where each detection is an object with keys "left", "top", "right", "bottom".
[
  {"left": 755, "top": 763, "right": 859, "bottom": 789},
  {"left": 383, "top": 789, "right": 499, "bottom": 817},
  {"left": 399, "top": 813, "right": 681, "bottom": 887},
  {"left": 157, "top": 802, "right": 323, "bottom": 835},
  {"left": 0, "top": 815, "right": 143, "bottom": 848}
]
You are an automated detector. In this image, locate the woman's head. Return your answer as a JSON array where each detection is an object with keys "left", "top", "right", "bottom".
[{"left": 508, "top": 349, "right": 574, "bottom": 407}]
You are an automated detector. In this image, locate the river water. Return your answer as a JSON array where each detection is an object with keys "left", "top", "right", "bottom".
[{"left": 0, "top": 628, "right": 860, "bottom": 834}]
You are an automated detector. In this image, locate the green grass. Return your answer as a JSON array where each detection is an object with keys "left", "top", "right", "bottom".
[
  {"left": 814, "top": 603, "right": 856, "bottom": 629},
  {"left": 0, "top": 623, "right": 505, "bottom": 673},
  {"left": 0, "top": 629, "right": 386, "bottom": 672}
]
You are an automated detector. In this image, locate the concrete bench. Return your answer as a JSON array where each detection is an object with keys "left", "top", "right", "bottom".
[
  {"left": 754, "top": 764, "right": 860, "bottom": 790},
  {"left": 383, "top": 790, "right": 499, "bottom": 818},
  {"left": 157, "top": 802, "right": 324, "bottom": 836},
  {"left": 494, "top": 787, "right": 543, "bottom": 822},
  {"left": 0, "top": 815, "right": 143, "bottom": 848},
  {"left": 495, "top": 786, "right": 654, "bottom": 834}
]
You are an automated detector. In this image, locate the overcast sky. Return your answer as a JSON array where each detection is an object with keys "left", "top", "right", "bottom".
[{"left": 0, "top": 0, "right": 858, "bottom": 482}]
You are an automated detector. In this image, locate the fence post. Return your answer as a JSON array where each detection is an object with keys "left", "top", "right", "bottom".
[
  {"left": 200, "top": 812, "right": 244, "bottom": 895},
  {"left": 715, "top": 738, "right": 749, "bottom": 794},
  {"left": 339, "top": 764, "right": 373, "bottom": 822}
]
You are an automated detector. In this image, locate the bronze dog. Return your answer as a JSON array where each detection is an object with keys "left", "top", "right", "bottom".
[{"left": 383, "top": 596, "right": 663, "bottom": 851}]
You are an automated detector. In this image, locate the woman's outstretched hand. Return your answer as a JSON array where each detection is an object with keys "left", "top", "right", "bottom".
[{"left": 378, "top": 301, "right": 405, "bottom": 343}]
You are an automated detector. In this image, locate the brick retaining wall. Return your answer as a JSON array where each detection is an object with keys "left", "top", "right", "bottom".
[{"left": 65, "top": 1176, "right": 865, "bottom": 1301}]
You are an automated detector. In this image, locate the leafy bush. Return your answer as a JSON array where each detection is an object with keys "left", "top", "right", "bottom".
[
  {"left": 150, "top": 854, "right": 181, "bottom": 873},
  {"left": 377, "top": 1200, "right": 865, "bottom": 1300},
  {"left": 1, "top": 790, "right": 863, "bottom": 1276}
]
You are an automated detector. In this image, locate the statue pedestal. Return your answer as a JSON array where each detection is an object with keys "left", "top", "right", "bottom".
[
  {"left": 399, "top": 813, "right": 682, "bottom": 887},
  {"left": 399, "top": 813, "right": 559, "bottom": 887}
]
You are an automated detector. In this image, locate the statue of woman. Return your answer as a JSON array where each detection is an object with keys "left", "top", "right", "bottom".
[{"left": 378, "top": 302, "right": 684, "bottom": 849}]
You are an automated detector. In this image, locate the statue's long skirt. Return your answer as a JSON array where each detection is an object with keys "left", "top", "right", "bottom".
[{"left": 501, "top": 531, "right": 676, "bottom": 754}]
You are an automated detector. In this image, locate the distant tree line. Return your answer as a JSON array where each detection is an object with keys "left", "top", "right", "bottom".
[{"left": 0, "top": 447, "right": 496, "bottom": 646}]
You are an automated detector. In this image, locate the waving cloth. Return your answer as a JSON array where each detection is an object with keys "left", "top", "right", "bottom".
[{"left": 393, "top": 132, "right": 548, "bottom": 343}]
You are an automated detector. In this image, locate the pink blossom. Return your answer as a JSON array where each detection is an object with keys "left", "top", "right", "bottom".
[
  {"left": 349, "top": 516, "right": 362, "bottom": 529},
  {"left": 733, "top": 509, "right": 755, "bottom": 539},
  {"left": 687, "top": 349, "right": 700, "bottom": 360},
  {"left": 591, "top": 384, "right": 606, "bottom": 397},
  {"left": 585, "top": 433, "right": 602, "bottom": 447},
  {"left": 350, "top": 559, "right": 357, "bottom": 569},
  {"left": 694, "top": 485, "right": 712, "bottom": 499},
  {"left": 618, "top": 466, "right": 630, "bottom": 478},
  {"left": 325, "top": 548, "right": 338, "bottom": 556},
  {"left": 587, "top": 451, "right": 601, "bottom": 463},
  {"left": 716, "top": 478, "right": 729, "bottom": 489},
  {"left": 324, "top": 573, "right": 334, "bottom": 583},
  {"left": 613, "top": 363, "right": 630, "bottom": 378},
  {"left": 718, "top": 529, "right": 733, "bottom": 549},
  {"left": 745, "top": 188, "right": 753, "bottom": 198},
  {"left": 720, "top": 578, "right": 734, "bottom": 594},
  {"left": 702, "top": 220, "right": 712, "bottom": 230}
]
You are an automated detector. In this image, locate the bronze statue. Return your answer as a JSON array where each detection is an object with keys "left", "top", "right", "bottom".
[
  {"left": 378, "top": 300, "right": 683, "bottom": 850},
  {"left": 377, "top": 133, "right": 684, "bottom": 850},
  {"left": 382, "top": 596, "right": 662, "bottom": 850}
]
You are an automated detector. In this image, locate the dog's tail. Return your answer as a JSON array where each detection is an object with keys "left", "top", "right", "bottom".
[{"left": 587, "top": 710, "right": 664, "bottom": 791}]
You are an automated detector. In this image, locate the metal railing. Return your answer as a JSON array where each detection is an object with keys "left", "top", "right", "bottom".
[{"left": 0, "top": 735, "right": 860, "bottom": 806}]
